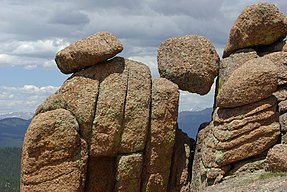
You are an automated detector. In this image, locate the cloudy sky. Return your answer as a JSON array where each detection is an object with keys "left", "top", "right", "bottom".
[{"left": 0, "top": 0, "right": 287, "bottom": 114}]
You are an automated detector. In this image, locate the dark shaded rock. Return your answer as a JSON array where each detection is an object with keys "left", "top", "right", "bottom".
[
  {"left": 85, "top": 157, "right": 116, "bottom": 192},
  {"left": 191, "top": 122, "right": 213, "bottom": 191},
  {"left": 256, "top": 40, "right": 287, "bottom": 56},
  {"left": 169, "top": 129, "right": 195, "bottom": 192}
]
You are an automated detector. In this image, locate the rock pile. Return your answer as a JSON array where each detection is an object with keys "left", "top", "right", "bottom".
[
  {"left": 21, "top": 32, "right": 194, "bottom": 192},
  {"left": 191, "top": 2, "right": 287, "bottom": 191}
]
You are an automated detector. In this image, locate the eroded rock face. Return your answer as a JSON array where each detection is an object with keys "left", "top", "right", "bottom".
[
  {"left": 218, "top": 49, "right": 258, "bottom": 90},
  {"left": 55, "top": 32, "right": 123, "bottom": 74},
  {"left": 21, "top": 109, "right": 88, "bottom": 192},
  {"left": 142, "top": 78, "right": 179, "bottom": 192},
  {"left": 157, "top": 35, "right": 219, "bottom": 95},
  {"left": 191, "top": 95, "right": 281, "bottom": 191},
  {"left": 223, "top": 3, "right": 287, "bottom": 57},
  {"left": 217, "top": 58, "right": 278, "bottom": 108}
]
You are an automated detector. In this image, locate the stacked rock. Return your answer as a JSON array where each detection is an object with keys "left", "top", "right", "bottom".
[
  {"left": 157, "top": 31, "right": 221, "bottom": 192},
  {"left": 157, "top": 35, "right": 220, "bottom": 95},
  {"left": 20, "top": 32, "right": 194, "bottom": 192},
  {"left": 20, "top": 2, "right": 287, "bottom": 192},
  {"left": 191, "top": 3, "right": 287, "bottom": 190}
]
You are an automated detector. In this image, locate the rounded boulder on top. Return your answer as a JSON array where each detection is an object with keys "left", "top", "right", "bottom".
[
  {"left": 157, "top": 35, "right": 220, "bottom": 95},
  {"left": 55, "top": 32, "right": 123, "bottom": 74},
  {"left": 223, "top": 3, "right": 287, "bottom": 58}
]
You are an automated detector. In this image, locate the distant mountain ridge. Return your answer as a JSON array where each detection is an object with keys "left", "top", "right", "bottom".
[
  {"left": 0, "top": 112, "right": 33, "bottom": 120},
  {"left": 0, "top": 117, "right": 31, "bottom": 147},
  {"left": 178, "top": 108, "right": 213, "bottom": 139},
  {"left": 0, "top": 108, "right": 212, "bottom": 147}
]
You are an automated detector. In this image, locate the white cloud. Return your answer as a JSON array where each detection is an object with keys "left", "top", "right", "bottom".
[
  {"left": 13, "top": 39, "right": 69, "bottom": 56},
  {"left": 0, "top": 39, "right": 69, "bottom": 69},
  {"left": 0, "top": 85, "right": 59, "bottom": 113},
  {"left": 179, "top": 82, "right": 216, "bottom": 112},
  {"left": 128, "top": 55, "right": 159, "bottom": 77}
]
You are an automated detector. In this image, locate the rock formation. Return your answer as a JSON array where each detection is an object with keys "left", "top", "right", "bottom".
[
  {"left": 55, "top": 32, "right": 123, "bottom": 74},
  {"left": 21, "top": 32, "right": 194, "bottom": 192},
  {"left": 157, "top": 35, "right": 219, "bottom": 95},
  {"left": 21, "top": 2, "right": 287, "bottom": 192},
  {"left": 223, "top": 3, "right": 287, "bottom": 58},
  {"left": 191, "top": 2, "right": 287, "bottom": 191}
]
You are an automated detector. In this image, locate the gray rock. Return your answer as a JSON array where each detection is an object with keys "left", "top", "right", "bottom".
[
  {"left": 263, "top": 52, "right": 287, "bottom": 85},
  {"left": 115, "top": 153, "right": 143, "bottom": 192},
  {"left": 278, "top": 100, "right": 287, "bottom": 114},
  {"left": 273, "top": 85, "right": 287, "bottom": 101},
  {"left": 279, "top": 113, "right": 287, "bottom": 133}
]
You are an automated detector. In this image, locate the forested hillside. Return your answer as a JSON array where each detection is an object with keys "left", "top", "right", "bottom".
[
  {"left": 0, "top": 148, "right": 21, "bottom": 192},
  {"left": 0, "top": 118, "right": 30, "bottom": 147},
  {"left": 178, "top": 108, "right": 212, "bottom": 139}
]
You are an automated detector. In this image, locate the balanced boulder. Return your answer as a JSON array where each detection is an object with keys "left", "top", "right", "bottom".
[
  {"left": 223, "top": 3, "right": 287, "bottom": 58},
  {"left": 157, "top": 35, "right": 219, "bottom": 95},
  {"left": 55, "top": 32, "right": 123, "bottom": 74}
]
